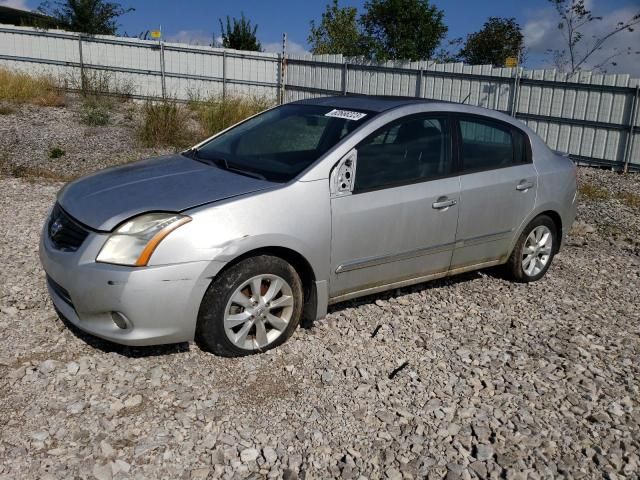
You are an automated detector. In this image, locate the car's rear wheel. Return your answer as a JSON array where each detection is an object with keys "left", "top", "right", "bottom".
[
  {"left": 504, "top": 215, "right": 557, "bottom": 283},
  {"left": 196, "top": 255, "right": 303, "bottom": 356}
]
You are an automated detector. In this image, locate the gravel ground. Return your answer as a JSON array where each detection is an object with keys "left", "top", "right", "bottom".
[
  {"left": 1, "top": 144, "right": 639, "bottom": 478},
  {"left": 0, "top": 97, "right": 172, "bottom": 179}
]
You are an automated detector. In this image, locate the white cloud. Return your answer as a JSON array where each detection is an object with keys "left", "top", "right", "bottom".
[
  {"left": 523, "top": 1, "right": 640, "bottom": 77},
  {"left": 263, "top": 39, "right": 309, "bottom": 56},
  {"left": 166, "top": 30, "right": 215, "bottom": 46},
  {"left": 0, "top": 0, "right": 31, "bottom": 10}
]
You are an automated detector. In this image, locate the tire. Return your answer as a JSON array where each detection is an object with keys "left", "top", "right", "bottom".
[
  {"left": 196, "top": 255, "right": 304, "bottom": 357},
  {"left": 504, "top": 215, "right": 558, "bottom": 283}
]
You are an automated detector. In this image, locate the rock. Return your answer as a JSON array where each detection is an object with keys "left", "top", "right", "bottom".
[
  {"left": 190, "top": 468, "right": 210, "bottom": 479},
  {"left": 124, "top": 395, "right": 142, "bottom": 409},
  {"left": 66, "top": 361, "right": 80, "bottom": 375},
  {"left": 1, "top": 305, "right": 18, "bottom": 316},
  {"left": 240, "top": 448, "right": 260, "bottom": 463},
  {"left": 92, "top": 463, "right": 112, "bottom": 480},
  {"left": 66, "top": 401, "right": 85, "bottom": 414},
  {"left": 263, "top": 446, "right": 277, "bottom": 464},
  {"left": 31, "top": 431, "right": 49, "bottom": 441},
  {"left": 385, "top": 467, "right": 402, "bottom": 480},
  {"left": 608, "top": 403, "right": 624, "bottom": 417},
  {"left": 100, "top": 440, "right": 115, "bottom": 458},
  {"left": 571, "top": 221, "right": 596, "bottom": 235},
  {"left": 283, "top": 469, "right": 298, "bottom": 480},
  {"left": 475, "top": 444, "right": 494, "bottom": 462},
  {"left": 321, "top": 369, "right": 335, "bottom": 385},
  {"left": 38, "top": 359, "right": 58, "bottom": 374}
]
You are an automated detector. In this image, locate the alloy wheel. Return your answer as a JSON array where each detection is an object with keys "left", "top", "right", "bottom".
[
  {"left": 522, "top": 225, "right": 553, "bottom": 277},
  {"left": 223, "top": 274, "right": 294, "bottom": 350}
]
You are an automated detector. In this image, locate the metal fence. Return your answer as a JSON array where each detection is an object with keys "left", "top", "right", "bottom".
[{"left": 1, "top": 24, "right": 639, "bottom": 171}]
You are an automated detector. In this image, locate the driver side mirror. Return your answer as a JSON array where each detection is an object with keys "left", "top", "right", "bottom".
[{"left": 331, "top": 149, "right": 357, "bottom": 196}]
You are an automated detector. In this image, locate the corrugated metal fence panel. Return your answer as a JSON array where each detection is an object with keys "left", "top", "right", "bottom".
[{"left": 1, "top": 24, "right": 638, "bottom": 168}]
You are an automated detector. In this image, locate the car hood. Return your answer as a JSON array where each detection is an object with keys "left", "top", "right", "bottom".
[{"left": 57, "top": 154, "right": 275, "bottom": 231}]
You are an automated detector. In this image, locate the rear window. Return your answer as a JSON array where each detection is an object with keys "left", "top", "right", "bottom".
[
  {"left": 194, "top": 104, "right": 373, "bottom": 182},
  {"left": 459, "top": 118, "right": 530, "bottom": 172}
]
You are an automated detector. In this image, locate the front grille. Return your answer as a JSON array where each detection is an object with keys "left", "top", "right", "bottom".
[
  {"left": 46, "top": 275, "right": 74, "bottom": 308},
  {"left": 48, "top": 204, "right": 89, "bottom": 252}
]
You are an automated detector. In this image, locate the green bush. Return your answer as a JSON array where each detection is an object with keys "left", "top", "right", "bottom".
[
  {"left": 49, "top": 147, "right": 66, "bottom": 159},
  {"left": 80, "top": 96, "right": 112, "bottom": 126}
]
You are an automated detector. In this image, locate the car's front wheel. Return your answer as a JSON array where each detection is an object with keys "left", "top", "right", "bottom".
[
  {"left": 505, "top": 215, "right": 557, "bottom": 282},
  {"left": 196, "top": 255, "right": 303, "bottom": 356}
]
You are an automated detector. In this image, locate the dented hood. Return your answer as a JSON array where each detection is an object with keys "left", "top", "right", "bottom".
[{"left": 57, "top": 154, "right": 275, "bottom": 231}]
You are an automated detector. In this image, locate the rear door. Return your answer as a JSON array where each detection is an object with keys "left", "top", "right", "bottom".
[
  {"left": 451, "top": 115, "right": 537, "bottom": 269},
  {"left": 329, "top": 114, "right": 460, "bottom": 297}
]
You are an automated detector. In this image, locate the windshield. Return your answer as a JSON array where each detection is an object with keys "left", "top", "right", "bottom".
[{"left": 190, "top": 104, "right": 374, "bottom": 182}]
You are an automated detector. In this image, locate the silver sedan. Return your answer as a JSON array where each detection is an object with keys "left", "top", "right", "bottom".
[{"left": 40, "top": 96, "right": 577, "bottom": 356}]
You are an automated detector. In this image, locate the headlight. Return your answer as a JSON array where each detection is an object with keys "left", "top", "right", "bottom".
[{"left": 96, "top": 213, "right": 191, "bottom": 266}]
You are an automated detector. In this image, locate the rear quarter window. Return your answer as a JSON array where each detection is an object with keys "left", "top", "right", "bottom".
[{"left": 458, "top": 117, "right": 531, "bottom": 172}]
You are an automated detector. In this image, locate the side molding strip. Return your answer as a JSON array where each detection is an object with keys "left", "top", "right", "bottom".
[
  {"left": 335, "top": 242, "right": 455, "bottom": 274},
  {"left": 334, "top": 229, "right": 512, "bottom": 275}
]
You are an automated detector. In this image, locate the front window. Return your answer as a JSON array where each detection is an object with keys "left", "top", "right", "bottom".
[
  {"left": 355, "top": 115, "right": 452, "bottom": 191},
  {"left": 191, "top": 104, "right": 374, "bottom": 182}
]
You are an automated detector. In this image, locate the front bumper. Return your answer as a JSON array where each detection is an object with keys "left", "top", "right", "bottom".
[{"left": 39, "top": 223, "right": 225, "bottom": 346}]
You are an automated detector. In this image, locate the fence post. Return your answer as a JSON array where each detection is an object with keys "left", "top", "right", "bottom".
[
  {"left": 77, "top": 34, "right": 85, "bottom": 94},
  {"left": 342, "top": 62, "right": 348, "bottom": 95},
  {"left": 222, "top": 50, "right": 227, "bottom": 100},
  {"left": 623, "top": 84, "right": 639, "bottom": 173},
  {"left": 160, "top": 40, "right": 166, "bottom": 99},
  {"left": 415, "top": 69, "right": 423, "bottom": 98},
  {"left": 510, "top": 66, "right": 521, "bottom": 116},
  {"left": 280, "top": 33, "right": 287, "bottom": 104}
]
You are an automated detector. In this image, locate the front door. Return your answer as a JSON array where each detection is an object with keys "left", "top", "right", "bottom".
[
  {"left": 451, "top": 116, "right": 537, "bottom": 268},
  {"left": 329, "top": 114, "right": 460, "bottom": 298}
]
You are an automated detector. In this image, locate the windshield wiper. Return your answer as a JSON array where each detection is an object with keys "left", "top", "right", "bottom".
[
  {"left": 209, "top": 156, "right": 266, "bottom": 180},
  {"left": 225, "top": 163, "right": 267, "bottom": 180},
  {"left": 184, "top": 149, "right": 266, "bottom": 180}
]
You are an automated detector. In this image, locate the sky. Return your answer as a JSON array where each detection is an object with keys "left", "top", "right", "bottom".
[{"left": 2, "top": 0, "right": 639, "bottom": 76}]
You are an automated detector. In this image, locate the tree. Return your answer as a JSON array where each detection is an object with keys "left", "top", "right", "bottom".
[
  {"left": 37, "top": 0, "right": 132, "bottom": 35},
  {"left": 308, "top": 0, "right": 362, "bottom": 56},
  {"left": 219, "top": 13, "right": 261, "bottom": 51},
  {"left": 359, "top": 0, "right": 447, "bottom": 61},
  {"left": 458, "top": 17, "right": 524, "bottom": 67},
  {"left": 547, "top": 0, "right": 640, "bottom": 73}
]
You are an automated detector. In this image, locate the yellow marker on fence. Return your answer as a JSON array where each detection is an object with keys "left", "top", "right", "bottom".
[
  {"left": 505, "top": 56, "right": 518, "bottom": 68},
  {"left": 150, "top": 30, "right": 162, "bottom": 39}
]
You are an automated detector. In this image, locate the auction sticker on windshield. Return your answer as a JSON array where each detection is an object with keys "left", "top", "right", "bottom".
[{"left": 325, "top": 109, "right": 367, "bottom": 121}]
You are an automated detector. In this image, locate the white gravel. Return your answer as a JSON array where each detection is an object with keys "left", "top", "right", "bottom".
[
  {"left": 0, "top": 109, "right": 639, "bottom": 479},
  {"left": 0, "top": 97, "right": 172, "bottom": 179}
]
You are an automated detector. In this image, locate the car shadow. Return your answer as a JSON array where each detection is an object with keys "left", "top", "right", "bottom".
[{"left": 55, "top": 308, "right": 190, "bottom": 358}]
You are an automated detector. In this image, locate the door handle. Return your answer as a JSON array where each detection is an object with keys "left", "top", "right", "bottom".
[
  {"left": 432, "top": 198, "right": 457, "bottom": 210},
  {"left": 516, "top": 181, "right": 534, "bottom": 191}
]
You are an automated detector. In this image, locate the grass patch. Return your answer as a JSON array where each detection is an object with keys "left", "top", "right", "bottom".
[
  {"left": 137, "top": 100, "right": 200, "bottom": 148},
  {"left": 578, "top": 182, "right": 610, "bottom": 201},
  {"left": 80, "top": 96, "right": 111, "bottom": 126},
  {"left": 48, "top": 147, "right": 66, "bottom": 159},
  {"left": 618, "top": 191, "right": 640, "bottom": 210},
  {"left": 191, "top": 95, "right": 272, "bottom": 137},
  {"left": 0, "top": 68, "right": 64, "bottom": 106}
]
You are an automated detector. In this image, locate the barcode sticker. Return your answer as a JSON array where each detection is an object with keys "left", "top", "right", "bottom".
[{"left": 325, "top": 109, "right": 367, "bottom": 121}]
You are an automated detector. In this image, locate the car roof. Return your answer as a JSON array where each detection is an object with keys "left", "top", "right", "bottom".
[
  {"left": 292, "top": 95, "right": 440, "bottom": 113},
  {"left": 293, "top": 95, "right": 534, "bottom": 134}
]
